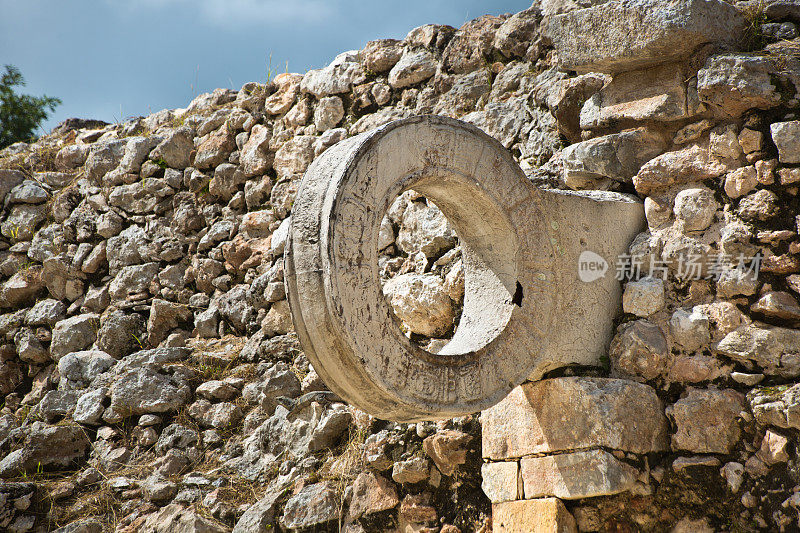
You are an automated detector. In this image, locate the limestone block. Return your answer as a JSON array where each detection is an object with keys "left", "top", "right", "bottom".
[
  {"left": 482, "top": 378, "right": 668, "bottom": 460},
  {"left": 698, "top": 55, "right": 783, "bottom": 117},
  {"left": 580, "top": 63, "right": 700, "bottom": 129},
  {"left": 520, "top": 449, "right": 639, "bottom": 499},
  {"left": 481, "top": 462, "right": 519, "bottom": 503},
  {"left": 623, "top": 277, "right": 665, "bottom": 317},
  {"left": 667, "top": 387, "right": 744, "bottom": 454},
  {"left": 771, "top": 121, "right": 800, "bottom": 164},
  {"left": 562, "top": 128, "right": 666, "bottom": 185},
  {"left": 545, "top": 0, "right": 743, "bottom": 74},
  {"left": 492, "top": 499, "right": 577, "bottom": 533}
]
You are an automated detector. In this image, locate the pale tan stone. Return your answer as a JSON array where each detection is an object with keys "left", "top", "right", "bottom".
[
  {"left": 264, "top": 73, "right": 302, "bottom": 115},
  {"left": 755, "top": 159, "right": 777, "bottom": 185},
  {"left": 285, "top": 116, "right": 644, "bottom": 421},
  {"left": 481, "top": 462, "right": 519, "bottom": 503},
  {"left": 756, "top": 430, "right": 790, "bottom": 465},
  {"left": 667, "top": 388, "right": 744, "bottom": 454},
  {"left": 724, "top": 166, "right": 758, "bottom": 199},
  {"left": 580, "top": 63, "right": 696, "bottom": 129},
  {"left": 520, "top": 449, "right": 639, "bottom": 500},
  {"left": 779, "top": 167, "right": 800, "bottom": 185},
  {"left": 738, "top": 128, "right": 763, "bottom": 155},
  {"left": 493, "top": 499, "right": 577, "bottom": 533},
  {"left": 545, "top": 0, "right": 743, "bottom": 74},
  {"left": 633, "top": 143, "right": 729, "bottom": 195},
  {"left": 482, "top": 378, "right": 668, "bottom": 460}
]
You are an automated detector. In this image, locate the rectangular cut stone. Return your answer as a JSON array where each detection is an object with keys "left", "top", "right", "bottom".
[
  {"left": 482, "top": 378, "right": 668, "bottom": 460},
  {"left": 580, "top": 63, "right": 698, "bottom": 129},
  {"left": 481, "top": 461, "right": 520, "bottom": 503},
  {"left": 520, "top": 449, "right": 639, "bottom": 500},
  {"left": 545, "top": 0, "right": 744, "bottom": 74},
  {"left": 492, "top": 499, "right": 577, "bottom": 533}
]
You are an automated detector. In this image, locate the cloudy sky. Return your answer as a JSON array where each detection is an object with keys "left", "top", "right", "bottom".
[{"left": 0, "top": 0, "right": 531, "bottom": 133}]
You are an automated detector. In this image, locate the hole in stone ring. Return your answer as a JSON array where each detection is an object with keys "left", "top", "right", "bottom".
[
  {"left": 378, "top": 170, "right": 518, "bottom": 360},
  {"left": 379, "top": 190, "right": 464, "bottom": 352}
]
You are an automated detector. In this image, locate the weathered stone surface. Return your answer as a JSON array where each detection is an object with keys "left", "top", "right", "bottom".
[
  {"left": 108, "top": 178, "right": 173, "bottom": 214},
  {"left": 520, "top": 449, "right": 639, "bottom": 499},
  {"left": 313, "top": 96, "right": 344, "bottom": 132},
  {"left": 770, "top": 121, "right": 800, "bottom": 164},
  {"left": 2, "top": 204, "right": 46, "bottom": 241},
  {"left": 0, "top": 422, "right": 90, "bottom": 478},
  {"left": 580, "top": 63, "right": 700, "bottom": 128},
  {"left": 482, "top": 378, "right": 667, "bottom": 460},
  {"left": 58, "top": 350, "right": 116, "bottom": 389},
  {"left": 281, "top": 482, "right": 340, "bottom": 530},
  {"left": 756, "top": 430, "right": 789, "bottom": 465},
  {"left": 7, "top": 180, "right": 48, "bottom": 205},
  {"left": 135, "top": 503, "right": 229, "bottom": 533},
  {"left": 286, "top": 116, "right": 644, "bottom": 420},
  {"left": 610, "top": 319, "right": 669, "bottom": 380},
  {"left": 752, "top": 291, "right": 800, "bottom": 323},
  {"left": 464, "top": 97, "right": 530, "bottom": 149},
  {"left": 667, "top": 388, "right": 744, "bottom": 454},
  {"left": 52, "top": 517, "right": 103, "bottom": 533},
  {"left": 261, "top": 299, "right": 292, "bottom": 337},
  {"left": 232, "top": 488, "right": 282, "bottom": 533},
  {"left": 673, "top": 187, "right": 718, "bottom": 232},
  {"left": 442, "top": 15, "right": 505, "bottom": 74},
  {"left": 14, "top": 328, "right": 47, "bottom": 363},
  {"left": 73, "top": 388, "right": 108, "bottom": 425},
  {"left": 196, "top": 380, "right": 238, "bottom": 402},
  {"left": 147, "top": 298, "right": 192, "bottom": 346},
  {"left": 392, "top": 457, "right": 430, "bottom": 485},
  {"left": 273, "top": 135, "right": 315, "bottom": 181},
  {"left": 239, "top": 124, "right": 273, "bottom": 177},
  {"left": 300, "top": 51, "right": 364, "bottom": 97},
  {"left": 188, "top": 400, "right": 242, "bottom": 429},
  {"left": 715, "top": 324, "right": 800, "bottom": 374},
  {"left": 96, "top": 310, "right": 144, "bottom": 359},
  {"left": 0, "top": 269, "right": 45, "bottom": 308},
  {"left": 383, "top": 273, "right": 455, "bottom": 338},
  {"left": 669, "top": 307, "right": 711, "bottom": 352},
  {"left": 633, "top": 144, "right": 728, "bottom": 194},
  {"left": 738, "top": 189, "right": 779, "bottom": 222},
  {"left": 545, "top": 0, "right": 743, "bottom": 74},
  {"left": 195, "top": 126, "right": 235, "bottom": 170},
  {"left": 494, "top": 7, "right": 541, "bottom": 59},
  {"left": 50, "top": 314, "right": 98, "bottom": 361},
  {"left": 109, "top": 262, "right": 160, "bottom": 301},
  {"left": 0, "top": 170, "right": 25, "bottom": 204},
  {"left": 362, "top": 39, "right": 403, "bottom": 73},
  {"left": 698, "top": 55, "right": 783, "bottom": 116},
  {"left": 264, "top": 73, "right": 302, "bottom": 115},
  {"left": 481, "top": 462, "right": 519, "bottom": 503},
  {"left": 562, "top": 128, "right": 666, "bottom": 185},
  {"left": 725, "top": 166, "right": 758, "bottom": 199},
  {"left": 85, "top": 140, "right": 126, "bottom": 182},
  {"left": 623, "top": 277, "right": 665, "bottom": 317},
  {"left": 150, "top": 128, "right": 194, "bottom": 169},
  {"left": 492, "top": 499, "right": 577, "bottom": 533},
  {"left": 423, "top": 430, "right": 472, "bottom": 476},
  {"left": 110, "top": 367, "right": 192, "bottom": 415},
  {"left": 388, "top": 50, "right": 438, "bottom": 89},
  {"left": 349, "top": 471, "right": 399, "bottom": 519}
]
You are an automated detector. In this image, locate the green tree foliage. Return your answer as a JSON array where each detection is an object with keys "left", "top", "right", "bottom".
[{"left": 0, "top": 65, "right": 61, "bottom": 149}]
